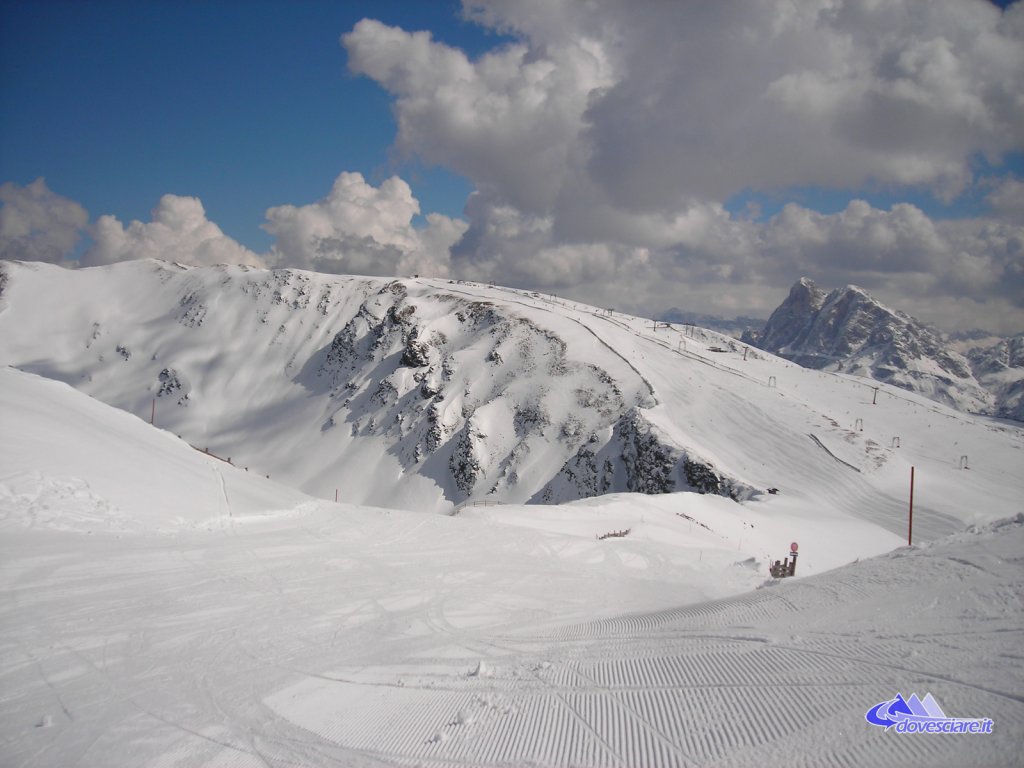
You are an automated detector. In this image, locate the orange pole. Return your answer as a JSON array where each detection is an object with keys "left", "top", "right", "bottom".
[{"left": 908, "top": 466, "right": 915, "bottom": 546}]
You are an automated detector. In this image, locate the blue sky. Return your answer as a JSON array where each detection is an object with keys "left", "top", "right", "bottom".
[
  {"left": 0, "top": 0, "right": 491, "bottom": 249},
  {"left": 1, "top": 1, "right": 1022, "bottom": 332}
]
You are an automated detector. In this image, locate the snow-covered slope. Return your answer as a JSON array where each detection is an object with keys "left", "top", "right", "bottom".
[
  {"left": 258, "top": 512, "right": 1024, "bottom": 768},
  {"left": 1, "top": 305, "right": 1021, "bottom": 768},
  {"left": 744, "top": 277, "right": 1024, "bottom": 420},
  {"left": 0, "top": 366, "right": 312, "bottom": 531},
  {"left": 1, "top": 259, "right": 1022, "bottom": 541},
  {"left": 1, "top": 372, "right": 1019, "bottom": 767}
]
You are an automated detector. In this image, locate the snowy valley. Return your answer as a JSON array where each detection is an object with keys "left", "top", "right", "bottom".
[{"left": 1, "top": 259, "right": 1022, "bottom": 767}]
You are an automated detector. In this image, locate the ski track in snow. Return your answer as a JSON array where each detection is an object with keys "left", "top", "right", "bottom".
[
  {"left": 807, "top": 433, "right": 862, "bottom": 473},
  {"left": 2, "top": 508, "right": 1021, "bottom": 768}
]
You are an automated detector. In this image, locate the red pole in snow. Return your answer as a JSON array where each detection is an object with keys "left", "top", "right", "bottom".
[
  {"left": 335, "top": 489, "right": 338, "bottom": 503},
  {"left": 151, "top": 398, "right": 155, "bottom": 425},
  {"left": 908, "top": 466, "right": 915, "bottom": 546}
]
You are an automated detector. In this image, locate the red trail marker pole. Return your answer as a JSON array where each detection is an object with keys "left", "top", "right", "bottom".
[{"left": 908, "top": 466, "right": 915, "bottom": 546}]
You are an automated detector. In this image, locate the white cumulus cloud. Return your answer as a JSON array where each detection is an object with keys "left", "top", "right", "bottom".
[
  {"left": 986, "top": 176, "right": 1024, "bottom": 220},
  {"left": 83, "top": 195, "right": 264, "bottom": 268},
  {"left": 5, "top": 1, "right": 1022, "bottom": 336},
  {"left": 263, "top": 171, "right": 466, "bottom": 277},
  {"left": 344, "top": 17, "right": 614, "bottom": 215},
  {"left": 349, "top": 0, "right": 1023, "bottom": 214},
  {"left": 0, "top": 178, "right": 88, "bottom": 264},
  {"left": 340, "top": 0, "right": 1024, "bottom": 332}
]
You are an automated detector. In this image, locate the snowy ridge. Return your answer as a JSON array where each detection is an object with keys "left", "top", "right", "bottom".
[
  {"left": 964, "top": 334, "right": 1024, "bottom": 421},
  {"left": 1, "top": 260, "right": 725, "bottom": 511},
  {"left": 1, "top": 259, "right": 1022, "bottom": 541}
]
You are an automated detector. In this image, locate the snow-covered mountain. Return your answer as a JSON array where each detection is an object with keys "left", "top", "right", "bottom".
[
  {"left": 3, "top": 262, "right": 1024, "bottom": 767},
  {"left": 743, "top": 277, "right": 1024, "bottom": 419},
  {"left": 963, "top": 334, "right": 1024, "bottom": 421},
  {"left": 1, "top": 259, "right": 1022, "bottom": 538},
  {"left": 2, "top": 362, "right": 1021, "bottom": 767}
]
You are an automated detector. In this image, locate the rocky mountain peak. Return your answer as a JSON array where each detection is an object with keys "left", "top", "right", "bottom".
[
  {"left": 745, "top": 278, "right": 995, "bottom": 415},
  {"left": 792, "top": 276, "right": 826, "bottom": 301}
]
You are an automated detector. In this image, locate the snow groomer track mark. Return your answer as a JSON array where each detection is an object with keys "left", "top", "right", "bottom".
[{"left": 261, "top": 515, "right": 1024, "bottom": 768}]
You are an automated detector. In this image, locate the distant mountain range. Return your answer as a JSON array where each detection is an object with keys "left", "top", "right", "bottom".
[{"left": 741, "top": 278, "right": 1024, "bottom": 421}]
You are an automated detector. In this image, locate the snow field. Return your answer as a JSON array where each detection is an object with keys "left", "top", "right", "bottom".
[
  {"left": 2, "top": 263, "right": 1023, "bottom": 766},
  {"left": 0, "top": 372, "right": 1020, "bottom": 766},
  {"left": 0, "top": 368, "right": 311, "bottom": 532},
  {"left": 442, "top": 275, "right": 1022, "bottom": 538},
  {"left": 5, "top": 500, "right": 1020, "bottom": 767}
]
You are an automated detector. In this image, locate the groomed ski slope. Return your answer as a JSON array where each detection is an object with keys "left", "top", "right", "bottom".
[{"left": 1, "top": 367, "right": 1021, "bottom": 767}]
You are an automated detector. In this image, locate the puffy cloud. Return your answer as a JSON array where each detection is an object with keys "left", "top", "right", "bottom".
[
  {"left": 447, "top": 191, "right": 1023, "bottom": 334},
  {"left": 538, "top": 0, "right": 1021, "bottom": 207},
  {"left": 652, "top": 200, "right": 1024, "bottom": 333},
  {"left": 343, "top": 18, "right": 613, "bottom": 214},
  {"left": 82, "top": 195, "right": 264, "bottom": 268},
  {"left": 764, "top": 201, "right": 949, "bottom": 276},
  {"left": 6, "top": 1, "right": 1022, "bottom": 336},
  {"left": 1, "top": 180, "right": 263, "bottom": 269},
  {"left": 0, "top": 178, "right": 88, "bottom": 264},
  {"left": 1, "top": 173, "right": 464, "bottom": 281},
  {"left": 342, "top": 0, "right": 1024, "bottom": 333},
  {"left": 349, "top": 1, "right": 1023, "bottom": 215},
  {"left": 755, "top": 203, "right": 1024, "bottom": 330},
  {"left": 263, "top": 172, "right": 466, "bottom": 277}
]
